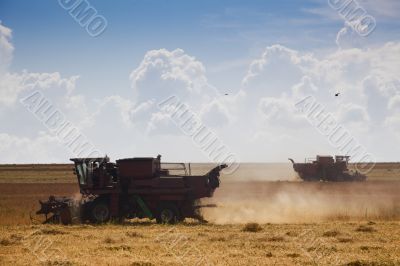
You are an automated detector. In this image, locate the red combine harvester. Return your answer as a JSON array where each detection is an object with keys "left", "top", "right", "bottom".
[
  {"left": 36, "top": 155, "right": 227, "bottom": 224},
  {"left": 289, "top": 155, "right": 366, "bottom": 182}
]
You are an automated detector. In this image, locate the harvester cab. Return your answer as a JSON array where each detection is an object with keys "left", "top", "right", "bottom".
[{"left": 70, "top": 157, "right": 117, "bottom": 193}]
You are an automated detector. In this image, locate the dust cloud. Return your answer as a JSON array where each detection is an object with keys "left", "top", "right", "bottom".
[
  {"left": 190, "top": 163, "right": 294, "bottom": 182},
  {"left": 202, "top": 180, "right": 400, "bottom": 224}
]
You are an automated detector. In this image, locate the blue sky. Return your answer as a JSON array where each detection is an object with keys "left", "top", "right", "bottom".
[
  {"left": 0, "top": 0, "right": 359, "bottom": 93},
  {"left": 2, "top": 0, "right": 399, "bottom": 93},
  {"left": 0, "top": 0, "right": 400, "bottom": 165}
]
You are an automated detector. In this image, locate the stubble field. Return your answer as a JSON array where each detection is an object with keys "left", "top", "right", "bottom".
[{"left": 0, "top": 163, "right": 399, "bottom": 265}]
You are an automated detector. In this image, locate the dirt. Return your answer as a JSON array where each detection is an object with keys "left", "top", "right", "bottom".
[{"left": 203, "top": 181, "right": 400, "bottom": 223}]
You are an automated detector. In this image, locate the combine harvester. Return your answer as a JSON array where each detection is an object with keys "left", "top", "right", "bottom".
[
  {"left": 36, "top": 155, "right": 226, "bottom": 224},
  {"left": 289, "top": 155, "right": 366, "bottom": 182}
]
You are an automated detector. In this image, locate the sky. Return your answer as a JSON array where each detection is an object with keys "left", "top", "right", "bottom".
[{"left": 0, "top": 0, "right": 400, "bottom": 165}]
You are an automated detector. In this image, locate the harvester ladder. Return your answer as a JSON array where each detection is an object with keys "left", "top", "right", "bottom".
[{"left": 133, "top": 195, "right": 153, "bottom": 219}]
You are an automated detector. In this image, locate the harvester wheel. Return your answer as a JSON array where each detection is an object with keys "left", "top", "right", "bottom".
[
  {"left": 90, "top": 201, "right": 110, "bottom": 224},
  {"left": 60, "top": 208, "right": 72, "bottom": 225},
  {"left": 156, "top": 203, "right": 179, "bottom": 224}
]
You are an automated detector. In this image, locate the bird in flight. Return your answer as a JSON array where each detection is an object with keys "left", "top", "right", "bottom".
[
  {"left": 335, "top": 92, "right": 340, "bottom": 97},
  {"left": 224, "top": 93, "right": 229, "bottom": 96}
]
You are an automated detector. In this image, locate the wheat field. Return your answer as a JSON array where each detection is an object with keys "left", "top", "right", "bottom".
[
  {"left": 1, "top": 222, "right": 399, "bottom": 265},
  {"left": 0, "top": 163, "right": 399, "bottom": 265}
]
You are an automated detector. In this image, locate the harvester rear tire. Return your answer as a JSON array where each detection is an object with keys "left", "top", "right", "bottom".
[
  {"left": 89, "top": 200, "right": 111, "bottom": 224},
  {"left": 156, "top": 203, "right": 180, "bottom": 224}
]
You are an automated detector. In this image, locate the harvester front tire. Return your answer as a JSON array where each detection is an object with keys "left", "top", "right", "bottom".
[
  {"left": 90, "top": 201, "right": 110, "bottom": 224},
  {"left": 156, "top": 203, "right": 179, "bottom": 224}
]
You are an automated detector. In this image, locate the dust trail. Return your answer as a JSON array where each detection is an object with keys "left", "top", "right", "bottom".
[{"left": 202, "top": 181, "right": 400, "bottom": 224}]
